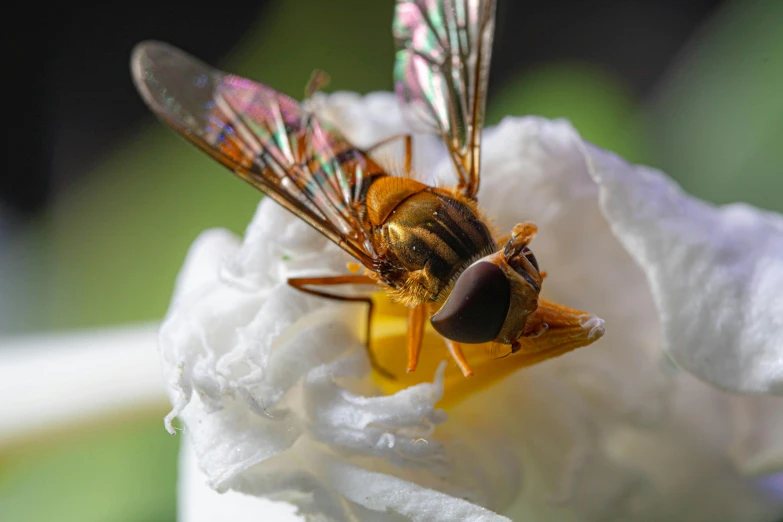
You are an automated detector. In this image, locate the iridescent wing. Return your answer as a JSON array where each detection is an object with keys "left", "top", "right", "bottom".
[
  {"left": 393, "top": 0, "right": 496, "bottom": 200},
  {"left": 131, "top": 41, "right": 383, "bottom": 266}
]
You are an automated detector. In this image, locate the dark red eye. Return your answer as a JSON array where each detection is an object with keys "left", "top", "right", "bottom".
[{"left": 430, "top": 261, "right": 511, "bottom": 343}]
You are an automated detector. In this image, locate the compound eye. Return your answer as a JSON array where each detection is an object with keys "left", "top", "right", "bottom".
[{"left": 431, "top": 261, "right": 511, "bottom": 344}]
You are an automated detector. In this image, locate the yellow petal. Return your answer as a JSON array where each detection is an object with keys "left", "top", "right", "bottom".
[{"left": 370, "top": 295, "right": 605, "bottom": 409}]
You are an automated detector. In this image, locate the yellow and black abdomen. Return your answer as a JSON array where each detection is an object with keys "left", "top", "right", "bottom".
[{"left": 365, "top": 176, "right": 497, "bottom": 303}]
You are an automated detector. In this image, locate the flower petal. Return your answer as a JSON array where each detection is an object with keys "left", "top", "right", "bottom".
[
  {"left": 162, "top": 92, "right": 783, "bottom": 522},
  {"left": 161, "top": 192, "right": 508, "bottom": 517},
  {"left": 728, "top": 394, "right": 783, "bottom": 474},
  {"left": 179, "top": 442, "right": 302, "bottom": 522},
  {"left": 587, "top": 144, "right": 783, "bottom": 395},
  {"left": 317, "top": 456, "right": 511, "bottom": 522},
  {"left": 470, "top": 117, "right": 669, "bottom": 426}
]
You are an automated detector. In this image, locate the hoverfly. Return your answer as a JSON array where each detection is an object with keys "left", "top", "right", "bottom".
[{"left": 131, "top": 0, "right": 603, "bottom": 378}]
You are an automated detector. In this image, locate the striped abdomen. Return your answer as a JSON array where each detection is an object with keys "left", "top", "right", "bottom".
[{"left": 365, "top": 176, "right": 497, "bottom": 304}]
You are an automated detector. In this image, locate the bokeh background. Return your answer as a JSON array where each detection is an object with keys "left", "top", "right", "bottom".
[{"left": 1, "top": 0, "right": 781, "bottom": 521}]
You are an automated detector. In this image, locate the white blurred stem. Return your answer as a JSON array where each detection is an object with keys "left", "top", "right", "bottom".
[{"left": 0, "top": 323, "right": 166, "bottom": 446}]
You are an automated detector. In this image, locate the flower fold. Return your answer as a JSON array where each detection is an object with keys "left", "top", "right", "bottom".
[{"left": 586, "top": 145, "right": 783, "bottom": 395}]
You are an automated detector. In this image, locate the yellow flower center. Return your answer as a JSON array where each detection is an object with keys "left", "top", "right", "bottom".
[{"left": 368, "top": 293, "right": 604, "bottom": 409}]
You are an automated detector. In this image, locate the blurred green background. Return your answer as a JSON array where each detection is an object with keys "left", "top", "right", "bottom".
[{"left": 1, "top": 0, "right": 781, "bottom": 521}]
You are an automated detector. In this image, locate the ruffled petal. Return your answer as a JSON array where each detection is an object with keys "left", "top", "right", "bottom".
[
  {"left": 179, "top": 442, "right": 302, "bottom": 522},
  {"left": 587, "top": 144, "right": 783, "bottom": 395},
  {"left": 160, "top": 198, "right": 505, "bottom": 516},
  {"left": 161, "top": 91, "right": 783, "bottom": 522},
  {"left": 471, "top": 117, "right": 668, "bottom": 425}
]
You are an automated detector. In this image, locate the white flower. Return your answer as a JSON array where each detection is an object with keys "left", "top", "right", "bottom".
[{"left": 159, "top": 92, "right": 783, "bottom": 521}]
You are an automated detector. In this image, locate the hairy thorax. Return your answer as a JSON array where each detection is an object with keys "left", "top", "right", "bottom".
[{"left": 365, "top": 176, "right": 497, "bottom": 307}]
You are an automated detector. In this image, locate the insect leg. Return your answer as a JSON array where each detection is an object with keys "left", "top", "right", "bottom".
[
  {"left": 495, "top": 233, "right": 511, "bottom": 247},
  {"left": 403, "top": 134, "right": 412, "bottom": 176},
  {"left": 287, "top": 275, "right": 394, "bottom": 379},
  {"left": 443, "top": 338, "right": 474, "bottom": 378},
  {"left": 364, "top": 134, "right": 413, "bottom": 176},
  {"left": 406, "top": 303, "right": 427, "bottom": 373}
]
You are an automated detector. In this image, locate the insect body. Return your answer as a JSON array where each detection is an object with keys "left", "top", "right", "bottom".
[
  {"left": 367, "top": 176, "right": 495, "bottom": 303},
  {"left": 366, "top": 175, "right": 546, "bottom": 344},
  {"left": 131, "top": 0, "right": 600, "bottom": 378}
]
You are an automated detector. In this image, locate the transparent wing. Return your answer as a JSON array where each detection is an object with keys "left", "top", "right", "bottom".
[
  {"left": 393, "top": 0, "right": 496, "bottom": 199},
  {"left": 131, "top": 41, "right": 384, "bottom": 266}
]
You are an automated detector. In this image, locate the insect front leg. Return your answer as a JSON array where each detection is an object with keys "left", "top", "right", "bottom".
[
  {"left": 287, "top": 274, "right": 394, "bottom": 379},
  {"left": 443, "top": 338, "right": 474, "bottom": 377},
  {"left": 406, "top": 303, "right": 428, "bottom": 373},
  {"left": 502, "top": 222, "right": 538, "bottom": 256}
]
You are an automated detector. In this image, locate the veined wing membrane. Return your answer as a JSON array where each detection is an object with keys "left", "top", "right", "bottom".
[
  {"left": 393, "top": 0, "right": 495, "bottom": 199},
  {"left": 130, "top": 41, "right": 380, "bottom": 265}
]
